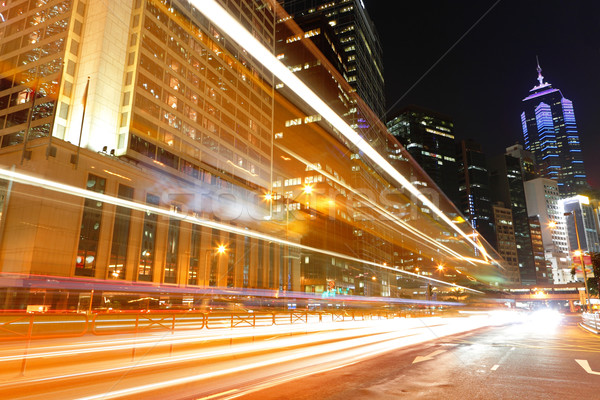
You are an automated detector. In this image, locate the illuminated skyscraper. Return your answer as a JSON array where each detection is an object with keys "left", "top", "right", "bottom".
[
  {"left": 520, "top": 60, "right": 587, "bottom": 197},
  {"left": 0, "top": 0, "right": 279, "bottom": 286},
  {"left": 488, "top": 153, "right": 536, "bottom": 285},
  {"left": 456, "top": 139, "right": 494, "bottom": 246},
  {"left": 387, "top": 106, "right": 460, "bottom": 209},
  {"left": 279, "top": 0, "right": 385, "bottom": 120}
]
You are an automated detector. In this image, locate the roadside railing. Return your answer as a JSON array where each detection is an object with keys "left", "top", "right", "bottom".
[
  {"left": 582, "top": 312, "right": 600, "bottom": 331},
  {"left": 0, "top": 309, "right": 440, "bottom": 341}
]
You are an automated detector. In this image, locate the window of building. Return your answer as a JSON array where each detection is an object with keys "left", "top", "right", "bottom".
[
  {"left": 164, "top": 205, "right": 181, "bottom": 283},
  {"left": 138, "top": 194, "right": 159, "bottom": 281},
  {"left": 75, "top": 174, "right": 106, "bottom": 277},
  {"left": 227, "top": 232, "right": 236, "bottom": 287},
  {"left": 188, "top": 223, "right": 201, "bottom": 285},
  {"left": 108, "top": 185, "right": 133, "bottom": 280}
]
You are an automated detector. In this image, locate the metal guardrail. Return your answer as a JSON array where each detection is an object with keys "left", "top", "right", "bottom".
[
  {"left": 0, "top": 309, "right": 435, "bottom": 341},
  {"left": 0, "top": 313, "right": 89, "bottom": 340},
  {"left": 582, "top": 312, "right": 600, "bottom": 331}
]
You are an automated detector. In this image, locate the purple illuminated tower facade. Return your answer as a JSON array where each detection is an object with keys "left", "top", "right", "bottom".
[{"left": 520, "top": 61, "right": 587, "bottom": 197}]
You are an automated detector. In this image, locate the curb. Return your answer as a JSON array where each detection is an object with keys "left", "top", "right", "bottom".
[{"left": 579, "top": 322, "right": 600, "bottom": 335}]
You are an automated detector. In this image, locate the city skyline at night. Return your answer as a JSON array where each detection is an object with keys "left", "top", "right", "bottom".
[
  {"left": 366, "top": 0, "right": 600, "bottom": 188},
  {"left": 1, "top": 2, "right": 599, "bottom": 399}
]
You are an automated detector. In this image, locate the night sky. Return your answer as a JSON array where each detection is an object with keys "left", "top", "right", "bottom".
[{"left": 365, "top": 0, "right": 600, "bottom": 188}]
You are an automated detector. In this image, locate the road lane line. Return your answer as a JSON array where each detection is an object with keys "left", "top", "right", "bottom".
[
  {"left": 576, "top": 359, "right": 600, "bottom": 375},
  {"left": 491, "top": 364, "right": 499, "bottom": 371}
]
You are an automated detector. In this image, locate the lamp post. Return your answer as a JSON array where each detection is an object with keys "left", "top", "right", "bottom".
[{"left": 565, "top": 211, "right": 591, "bottom": 312}]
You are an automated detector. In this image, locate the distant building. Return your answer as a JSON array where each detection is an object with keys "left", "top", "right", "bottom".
[
  {"left": 279, "top": 0, "right": 385, "bottom": 119},
  {"left": 456, "top": 139, "right": 494, "bottom": 246},
  {"left": 562, "top": 196, "right": 600, "bottom": 254},
  {"left": 488, "top": 153, "right": 536, "bottom": 285},
  {"left": 529, "top": 216, "right": 552, "bottom": 284},
  {"left": 505, "top": 144, "right": 538, "bottom": 182},
  {"left": 387, "top": 106, "right": 460, "bottom": 208},
  {"left": 523, "top": 178, "right": 572, "bottom": 283},
  {"left": 491, "top": 203, "right": 520, "bottom": 284},
  {"left": 520, "top": 60, "right": 587, "bottom": 196}
]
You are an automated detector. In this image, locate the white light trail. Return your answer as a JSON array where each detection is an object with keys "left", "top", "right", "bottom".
[
  {"left": 0, "top": 167, "right": 481, "bottom": 292},
  {"left": 277, "top": 143, "right": 471, "bottom": 262},
  {"left": 73, "top": 316, "right": 491, "bottom": 400},
  {"left": 195, "top": 0, "right": 489, "bottom": 259}
]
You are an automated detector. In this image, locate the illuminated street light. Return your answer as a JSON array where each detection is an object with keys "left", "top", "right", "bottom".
[
  {"left": 548, "top": 220, "right": 557, "bottom": 229},
  {"left": 303, "top": 184, "right": 313, "bottom": 194},
  {"left": 217, "top": 244, "right": 227, "bottom": 255},
  {"left": 264, "top": 192, "right": 273, "bottom": 201}
]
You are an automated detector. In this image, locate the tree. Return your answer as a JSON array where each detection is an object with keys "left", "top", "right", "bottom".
[{"left": 590, "top": 252, "right": 600, "bottom": 297}]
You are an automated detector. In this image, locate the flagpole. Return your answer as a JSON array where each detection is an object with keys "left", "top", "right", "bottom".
[
  {"left": 46, "top": 63, "right": 63, "bottom": 159},
  {"left": 74, "top": 76, "right": 90, "bottom": 169},
  {"left": 20, "top": 75, "right": 39, "bottom": 165}
]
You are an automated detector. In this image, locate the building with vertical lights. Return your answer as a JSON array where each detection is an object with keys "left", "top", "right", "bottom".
[{"left": 520, "top": 61, "right": 587, "bottom": 197}]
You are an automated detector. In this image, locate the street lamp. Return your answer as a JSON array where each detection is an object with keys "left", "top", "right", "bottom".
[
  {"left": 204, "top": 245, "right": 227, "bottom": 287},
  {"left": 565, "top": 211, "right": 591, "bottom": 312}
]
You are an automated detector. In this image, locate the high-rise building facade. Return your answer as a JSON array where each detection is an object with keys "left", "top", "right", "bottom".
[
  {"left": 279, "top": 0, "right": 385, "bottom": 120},
  {"left": 456, "top": 139, "right": 494, "bottom": 246},
  {"left": 505, "top": 144, "right": 538, "bottom": 182},
  {"left": 523, "top": 178, "right": 571, "bottom": 283},
  {"left": 562, "top": 195, "right": 600, "bottom": 254},
  {"left": 387, "top": 106, "right": 460, "bottom": 209},
  {"left": 529, "top": 215, "right": 551, "bottom": 284},
  {"left": 0, "top": 0, "right": 283, "bottom": 288},
  {"left": 491, "top": 203, "right": 520, "bottom": 284},
  {"left": 488, "top": 153, "right": 537, "bottom": 285},
  {"left": 520, "top": 61, "right": 587, "bottom": 196}
]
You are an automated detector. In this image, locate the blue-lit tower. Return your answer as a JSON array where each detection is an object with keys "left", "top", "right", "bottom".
[{"left": 520, "top": 60, "right": 587, "bottom": 197}]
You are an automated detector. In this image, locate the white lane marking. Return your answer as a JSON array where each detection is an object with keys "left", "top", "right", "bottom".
[
  {"left": 412, "top": 349, "right": 447, "bottom": 364},
  {"left": 491, "top": 364, "right": 499, "bottom": 371},
  {"left": 576, "top": 359, "right": 600, "bottom": 375}
]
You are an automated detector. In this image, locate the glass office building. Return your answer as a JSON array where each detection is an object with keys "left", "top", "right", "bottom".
[{"left": 521, "top": 62, "right": 587, "bottom": 197}]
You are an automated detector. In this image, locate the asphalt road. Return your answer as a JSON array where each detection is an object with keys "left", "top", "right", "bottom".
[
  {"left": 2, "top": 313, "right": 597, "bottom": 399},
  {"left": 232, "top": 314, "right": 600, "bottom": 400}
]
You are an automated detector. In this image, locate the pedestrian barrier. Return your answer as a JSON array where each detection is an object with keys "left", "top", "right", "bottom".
[
  {"left": 0, "top": 309, "right": 441, "bottom": 341},
  {"left": 0, "top": 313, "right": 88, "bottom": 340},
  {"left": 582, "top": 312, "right": 600, "bottom": 331}
]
